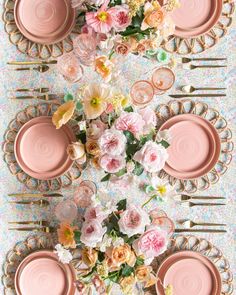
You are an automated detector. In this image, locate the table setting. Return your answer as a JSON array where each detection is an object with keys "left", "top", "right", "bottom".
[{"left": 0, "top": 0, "right": 235, "bottom": 294}]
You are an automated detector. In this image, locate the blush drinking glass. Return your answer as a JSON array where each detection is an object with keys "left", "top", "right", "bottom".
[
  {"left": 130, "top": 80, "right": 154, "bottom": 107},
  {"left": 55, "top": 199, "right": 78, "bottom": 222},
  {"left": 73, "top": 34, "right": 97, "bottom": 66},
  {"left": 74, "top": 180, "right": 97, "bottom": 208},
  {"left": 151, "top": 67, "right": 175, "bottom": 92}
]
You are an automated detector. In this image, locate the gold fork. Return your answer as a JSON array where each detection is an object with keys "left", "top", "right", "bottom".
[
  {"left": 8, "top": 226, "right": 55, "bottom": 233},
  {"left": 10, "top": 94, "right": 59, "bottom": 101},
  {"left": 8, "top": 220, "right": 49, "bottom": 226},
  {"left": 9, "top": 199, "right": 50, "bottom": 207}
]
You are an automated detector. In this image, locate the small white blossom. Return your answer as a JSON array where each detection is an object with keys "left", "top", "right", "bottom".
[
  {"left": 98, "top": 234, "right": 112, "bottom": 252},
  {"left": 54, "top": 244, "right": 73, "bottom": 264},
  {"left": 112, "top": 237, "right": 124, "bottom": 247},
  {"left": 156, "top": 129, "right": 172, "bottom": 143}
]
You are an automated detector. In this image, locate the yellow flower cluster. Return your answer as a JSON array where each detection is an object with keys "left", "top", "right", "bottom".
[
  {"left": 109, "top": 93, "right": 129, "bottom": 112},
  {"left": 164, "top": 0, "right": 180, "bottom": 11},
  {"left": 127, "top": 0, "right": 146, "bottom": 16}
]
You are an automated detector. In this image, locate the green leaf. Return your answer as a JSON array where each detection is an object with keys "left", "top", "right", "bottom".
[
  {"left": 98, "top": 252, "right": 105, "bottom": 262},
  {"left": 101, "top": 174, "right": 111, "bottom": 182},
  {"left": 124, "top": 106, "right": 134, "bottom": 113},
  {"left": 76, "top": 131, "right": 86, "bottom": 144},
  {"left": 133, "top": 161, "right": 144, "bottom": 176},
  {"left": 139, "top": 133, "right": 154, "bottom": 146},
  {"left": 64, "top": 93, "right": 74, "bottom": 102},
  {"left": 74, "top": 231, "right": 81, "bottom": 244},
  {"left": 135, "top": 256, "right": 145, "bottom": 267},
  {"left": 121, "top": 265, "right": 134, "bottom": 277},
  {"left": 144, "top": 185, "right": 155, "bottom": 194},
  {"left": 117, "top": 199, "right": 127, "bottom": 211},
  {"left": 108, "top": 271, "right": 120, "bottom": 283},
  {"left": 115, "top": 168, "right": 127, "bottom": 177},
  {"left": 76, "top": 101, "right": 83, "bottom": 110},
  {"left": 160, "top": 140, "right": 170, "bottom": 149},
  {"left": 123, "top": 130, "right": 135, "bottom": 142},
  {"left": 126, "top": 143, "right": 139, "bottom": 157}
]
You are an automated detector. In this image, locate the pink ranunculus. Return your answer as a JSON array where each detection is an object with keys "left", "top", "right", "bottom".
[
  {"left": 109, "top": 5, "right": 131, "bottom": 32},
  {"left": 100, "top": 154, "right": 126, "bottom": 173},
  {"left": 132, "top": 225, "right": 168, "bottom": 260},
  {"left": 84, "top": 205, "right": 108, "bottom": 223},
  {"left": 114, "top": 112, "right": 145, "bottom": 137},
  {"left": 80, "top": 220, "right": 107, "bottom": 247},
  {"left": 87, "top": 120, "right": 107, "bottom": 140},
  {"left": 99, "top": 129, "right": 127, "bottom": 156},
  {"left": 118, "top": 204, "right": 151, "bottom": 237},
  {"left": 133, "top": 141, "right": 168, "bottom": 173},
  {"left": 138, "top": 107, "right": 157, "bottom": 134}
]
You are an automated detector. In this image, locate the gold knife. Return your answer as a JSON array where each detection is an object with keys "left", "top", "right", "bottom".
[
  {"left": 7, "top": 60, "right": 57, "bottom": 65},
  {"left": 175, "top": 229, "right": 227, "bottom": 233},
  {"left": 8, "top": 193, "right": 63, "bottom": 198},
  {"left": 169, "top": 94, "right": 226, "bottom": 98}
]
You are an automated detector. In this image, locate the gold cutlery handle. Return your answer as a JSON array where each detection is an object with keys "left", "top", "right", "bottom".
[
  {"left": 175, "top": 229, "right": 227, "bottom": 233},
  {"left": 190, "top": 196, "right": 225, "bottom": 200},
  {"left": 195, "top": 87, "right": 226, "bottom": 91},
  {"left": 8, "top": 60, "right": 57, "bottom": 65},
  {"left": 170, "top": 94, "right": 226, "bottom": 98},
  {"left": 15, "top": 67, "right": 32, "bottom": 71},
  {"left": 191, "top": 203, "right": 226, "bottom": 207},
  {"left": 194, "top": 65, "right": 227, "bottom": 69},
  {"left": 10, "top": 96, "right": 37, "bottom": 99},
  {"left": 195, "top": 222, "right": 227, "bottom": 227},
  {"left": 192, "top": 58, "right": 227, "bottom": 61}
]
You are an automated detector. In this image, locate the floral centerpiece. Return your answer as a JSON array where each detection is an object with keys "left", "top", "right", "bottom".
[
  {"left": 57, "top": 0, "right": 180, "bottom": 82},
  {"left": 55, "top": 197, "right": 174, "bottom": 294},
  {"left": 52, "top": 83, "right": 171, "bottom": 183}
]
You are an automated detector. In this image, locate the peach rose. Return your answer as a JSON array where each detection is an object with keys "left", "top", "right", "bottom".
[
  {"left": 67, "top": 142, "right": 86, "bottom": 164},
  {"left": 110, "top": 244, "right": 136, "bottom": 267},
  {"left": 119, "top": 275, "right": 135, "bottom": 294},
  {"left": 86, "top": 140, "right": 100, "bottom": 156},
  {"left": 141, "top": 1, "right": 164, "bottom": 31},
  {"left": 81, "top": 248, "right": 98, "bottom": 267},
  {"left": 114, "top": 42, "right": 131, "bottom": 55}
]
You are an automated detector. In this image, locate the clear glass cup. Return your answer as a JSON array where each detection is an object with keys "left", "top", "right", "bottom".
[
  {"left": 130, "top": 80, "right": 154, "bottom": 107},
  {"left": 55, "top": 199, "right": 78, "bottom": 222},
  {"left": 151, "top": 67, "right": 175, "bottom": 92},
  {"left": 57, "top": 52, "right": 84, "bottom": 83},
  {"left": 73, "top": 34, "right": 97, "bottom": 66},
  {"left": 74, "top": 180, "right": 97, "bottom": 208}
]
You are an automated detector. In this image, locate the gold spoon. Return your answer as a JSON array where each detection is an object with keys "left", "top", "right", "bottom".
[
  {"left": 181, "top": 85, "right": 226, "bottom": 93},
  {"left": 15, "top": 65, "right": 50, "bottom": 73},
  {"left": 177, "top": 219, "right": 226, "bottom": 228}
]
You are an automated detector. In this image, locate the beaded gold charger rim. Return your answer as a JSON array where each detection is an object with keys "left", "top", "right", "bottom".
[
  {"left": 146, "top": 235, "right": 233, "bottom": 295},
  {"left": 161, "top": 0, "right": 235, "bottom": 55},
  {"left": 2, "top": 0, "right": 81, "bottom": 59},
  {"left": 155, "top": 99, "right": 234, "bottom": 193},
  {"left": 3, "top": 103, "right": 85, "bottom": 192},
  {"left": 1, "top": 234, "right": 83, "bottom": 295}
]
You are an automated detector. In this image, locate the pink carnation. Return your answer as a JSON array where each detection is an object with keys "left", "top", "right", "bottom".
[
  {"left": 138, "top": 107, "right": 157, "bottom": 134},
  {"left": 132, "top": 225, "right": 168, "bottom": 260},
  {"left": 99, "top": 129, "right": 126, "bottom": 155},
  {"left": 100, "top": 154, "right": 126, "bottom": 173},
  {"left": 133, "top": 141, "right": 168, "bottom": 172},
  {"left": 114, "top": 112, "right": 145, "bottom": 136},
  {"left": 109, "top": 5, "right": 131, "bottom": 32}
]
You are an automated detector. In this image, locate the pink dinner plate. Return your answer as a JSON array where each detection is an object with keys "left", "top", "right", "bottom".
[
  {"left": 159, "top": 114, "right": 221, "bottom": 180},
  {"left": 14, "top": 0, "right": 76, "bottom": 44},
  {"left": 15, "top": 250, "right": 76, "bottom": 295},
  {"left": 171, "top": 0, "right": 223, "bottom": 38},
  {"left": 156, "top": 251, "right": 221, "bottom": 295},
  {"left": 14, "top": 116, "right": 75, "bottom": 180}
]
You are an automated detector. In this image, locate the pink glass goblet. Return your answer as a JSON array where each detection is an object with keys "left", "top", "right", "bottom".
[
  {"left": 73, "top": 33, "right": 97, "bottom": 66},
  {"left": 74, "top": 180, "right": 97, "bottom": 208},
  {"left": 130, "top": 80, "right": 154, "bottom": 106},
  {"left": 55, "top": 200, "right": 78, "bottom": 222},
  {"left": 57, "top": 52, "right": 84, "bottom": 83},
  {"left": 151, "top": 67, "right": 175, "bottom": 92}
]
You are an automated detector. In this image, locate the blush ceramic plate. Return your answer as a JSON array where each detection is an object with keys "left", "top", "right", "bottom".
[
  {"left": 15, "top": 250, "right": 76, "bottom": 295},
  {"left": 14, "top": 0, "right": 76, "bottom": 44},
  {"left": 159, "top": 114, "right": 221, "bottom": 180},
  {"left": 14, "top": 116, "right": 75, "bottom": 180},
  {"left": 156, "top": 251, "right": 221, "bottom": 295},
  {"left": 171, "top": 0, "right": 223, "bottom": 38}
]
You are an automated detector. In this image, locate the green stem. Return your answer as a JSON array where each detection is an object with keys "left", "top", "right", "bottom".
[
  {"left": 142, "top": 194, "right": 157, "bottom": 208},
  {"left": 108, "top": 50, "right": 115, "bottom": 60}
]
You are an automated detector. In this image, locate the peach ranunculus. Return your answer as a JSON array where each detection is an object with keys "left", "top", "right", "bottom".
[
  {"left": 100, "top": 154, "right": 126, "bottom": 173},
  {"left": 57, "top": 223, "right": 77, "bottom": 248},
  {"left": 83, "top": 83, "right": 111, "bottom": 120},
  {"left": 133, "top": 141, "right": 169, "bottom": 173},
  {"left": 118, "top": 204, "right": 150, "bottom": 237},
  {"left": 95, "top": 56, "right": 114, "bottom": 82},
  {"left": 141, "top": 1, "right": 164, "bottom": 31},
  {"left": 85, "top": 140, "right": 100, "bottom": 156},
  {"left": 114, "top": 111, "right": 145, "bottom": 137},
  {"left": 81, "top": 247, "right": 98, "bottom": 268},
  {"left": 80, "top": 219, "right": 107, "bottom": 247},
  {"left": 132, "top": 225, "right": 168, "bottom": 261},
  {"left": 110, "top": 244, "right": 136, "bottom": 267},
  {"left": 67, "top": 142, "right": 86, "bottom": 164},
  {"left": 119, "top": 275, "right": 136, "bottom": 294},
  {"left": 52, "top": 101, "right": 75, "bottom": 129},
  {"left": 135, "top": 265, "right": 156, "bottom": 287},
  {"left": 98, "top": 129, "right": 127, "bottom": 156}
]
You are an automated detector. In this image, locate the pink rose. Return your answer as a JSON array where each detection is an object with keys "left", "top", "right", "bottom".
[
  {"left": 84, "top": 205, "right": 108, "bottom": 223},
  {"left": 114, "top": 112, "right": 145, "bottom": 137},
  {"left": 133, "top": 141, "right": 168, "bottom": 172},
  {"left": 110, "top": 5, "right": 131, "bottom": 32},
  {"left": 118, "top": 205, "right": 150, "bottom": 237},
  {"left": 138, "top": 107, "right": 157, "bottom": 134},
  {"left": 80, "top": 220, "right": 107, "bottom": 247},
  {"left": 132, "top": 225, "right": 168, "bottom": 260},
  {"left": 99, "top": 129, "right": 127, "bottom": 155},
  {"left": 100, "top": 154, "right": 126, "bottom": 173},
  {"left": 87, "top": 120, "right": 107, "bottom": 140},
  {"left": 110, "top": 174, "right": 134, "bottom": 190}
]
